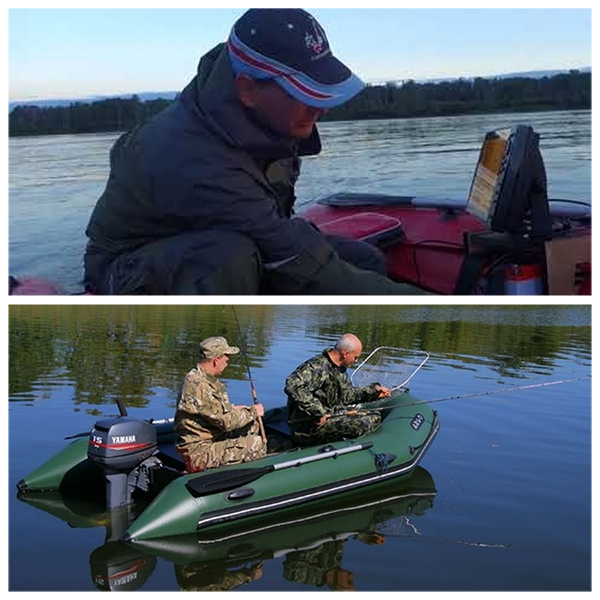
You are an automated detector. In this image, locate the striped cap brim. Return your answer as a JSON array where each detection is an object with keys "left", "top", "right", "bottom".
[{"left": 227, "top": 28, "right": 364, "bottom": 109}]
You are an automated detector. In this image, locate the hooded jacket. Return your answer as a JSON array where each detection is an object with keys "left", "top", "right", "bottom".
[{"left": 84, "top": 43, "right": 335, "bottom": 292}]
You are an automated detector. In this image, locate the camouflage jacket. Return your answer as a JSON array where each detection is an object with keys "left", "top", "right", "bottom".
[
  {"left": 174, "top": 365, "right": 258, "bottom": 447},
  {"left": 285, "top": 349, "right": 380, "bottom": 433}
]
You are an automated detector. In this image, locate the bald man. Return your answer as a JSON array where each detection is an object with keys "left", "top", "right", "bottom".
[{"left": 285, "top": 333, "right": 391, "bottom": 446}]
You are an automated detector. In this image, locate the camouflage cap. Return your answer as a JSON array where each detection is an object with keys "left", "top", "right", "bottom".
[{"left": 199, "top": 336, "right": 240, "bottom": 359}]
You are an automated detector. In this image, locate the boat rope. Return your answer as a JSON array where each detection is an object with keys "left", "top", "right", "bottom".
[
  {"left": 342, "top": 438, "right": 391, "bottom": 474},
  {"left": 372, "top": 452, "right": 391, "bottom": 474}
]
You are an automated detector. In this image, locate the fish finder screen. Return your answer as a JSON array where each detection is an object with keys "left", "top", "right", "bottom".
[
  {"left": 466, "top": 128, "right": 510, "bottom": 224},
  {"left": 465, "top": 125, "right": 548, "bottom": 235}
]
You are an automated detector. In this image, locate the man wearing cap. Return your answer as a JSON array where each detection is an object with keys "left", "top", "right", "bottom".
[
  {"left": 84, "top": 8, "right": 424, "bottom": 295},
  {"left": 174, "top": 336, "right": 266, "bottom": 472}
]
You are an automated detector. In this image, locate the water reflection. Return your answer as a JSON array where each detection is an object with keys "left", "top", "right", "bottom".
[
  {"left": 18, "top": 468, "right": 435, "bottom": 591},
  {"left": 9, "top": 305, "right": 590, "bottom": 410}
]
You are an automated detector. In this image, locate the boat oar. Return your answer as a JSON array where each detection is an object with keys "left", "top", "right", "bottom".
[{"left": 186, "top": 441, "right": 373, "bottom": 497}]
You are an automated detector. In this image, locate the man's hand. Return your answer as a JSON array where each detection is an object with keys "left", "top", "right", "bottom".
[
  {"left": 316, "top": 414, "right": 331, "bottom": 426},
  {"left": 375, "top": 385, "right": 391, "bottom": 398},
  {"left": 241, "top": 404, "right": 265, "bottom": 417}
]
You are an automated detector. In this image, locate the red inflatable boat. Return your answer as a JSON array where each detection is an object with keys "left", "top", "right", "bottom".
[{"left": 301, "top": 124, "right": 591, "bottom": 295}]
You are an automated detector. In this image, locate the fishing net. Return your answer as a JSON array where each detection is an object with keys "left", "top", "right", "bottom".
[{"left": 350, "top": 346, "right": 429, "bottom": 393}]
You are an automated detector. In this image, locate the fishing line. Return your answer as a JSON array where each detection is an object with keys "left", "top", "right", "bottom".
[
  {"left": 404, "top": 375, "right": 591, "bottom": 408},
  {"left": 383, "top": 518, "right": 511, "bottom": 549},
  {"left": 361, "top": 375, "right": 590, "bottom": 420}
]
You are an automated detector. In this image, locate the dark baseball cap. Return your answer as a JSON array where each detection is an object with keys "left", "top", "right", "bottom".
[{"left": 227, "top": 9, "right": 365, "bottom": 109}]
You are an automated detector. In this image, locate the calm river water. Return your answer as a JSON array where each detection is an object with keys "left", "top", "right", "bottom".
[
  {"left": 8, "top": 110, "right": 591, "bottom": 293},
  {"left": 8, "top": 305, "right": 591, "bottom": 591}
]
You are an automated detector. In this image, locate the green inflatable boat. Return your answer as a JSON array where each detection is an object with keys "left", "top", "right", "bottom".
[{"left": 17, "top": 390, "right": 439, "bottom": 541}]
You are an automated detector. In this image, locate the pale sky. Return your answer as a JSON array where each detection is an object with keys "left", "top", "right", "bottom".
[{"left": 7, "top": 3, "right": 593, "bottom": 102}]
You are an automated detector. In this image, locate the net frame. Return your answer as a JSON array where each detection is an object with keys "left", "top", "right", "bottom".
[{"left": 350, "top": 346, "right": 430, "bottom": 391}]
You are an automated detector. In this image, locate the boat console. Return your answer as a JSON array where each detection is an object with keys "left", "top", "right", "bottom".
[{"left": 303, "top": 121, "right": 590, "bottom": 295}]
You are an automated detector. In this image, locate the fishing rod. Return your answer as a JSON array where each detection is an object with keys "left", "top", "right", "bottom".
[
  {"left": 289, "top": 375, "right": 590, "bottom": 423},
  {"left": 401, "top": 375, "right": 591, "bottom": 408},
  {"left": 231, "top": 306, "right": 267, "bottom": 444}
]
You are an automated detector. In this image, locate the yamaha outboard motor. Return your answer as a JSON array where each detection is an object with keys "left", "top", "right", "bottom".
[{"left": 87, "top": 402, "right": 161, "bottom": 510}]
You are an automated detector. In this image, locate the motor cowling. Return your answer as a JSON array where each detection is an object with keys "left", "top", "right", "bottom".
[
  {"left": 88, "top": 416, "right": 157, "bottom": 470},
  {"left": 87, "top": 416, "right": 160, "bottom": 509}
]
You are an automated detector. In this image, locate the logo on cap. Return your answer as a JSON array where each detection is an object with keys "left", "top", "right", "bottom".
[{"left": 304, "top": 17, "right": 327, "bottom": 56}]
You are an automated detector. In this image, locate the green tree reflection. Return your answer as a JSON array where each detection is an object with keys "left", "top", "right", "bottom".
[{"left": 9, "top": 305, "right": 590, "bottom": 410}]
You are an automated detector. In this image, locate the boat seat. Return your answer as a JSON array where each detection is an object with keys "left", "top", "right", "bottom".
[
  {"left": 157, "top": 444, "right": 186, "bottom": 471},
  {"left": 263, "top": 406, "right": 293, "bottom": 437},
  {"left": 317, "top": 212, "right": 404, "bottom": 248},
  {"left": 263, "top": 407, "right": 302, "bottom": 453},
  {"left": 265, "top": 418, "right": 293, "bottom": 438}
]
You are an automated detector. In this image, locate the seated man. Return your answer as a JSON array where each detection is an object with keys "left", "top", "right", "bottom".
[
  {"left": 174, "top": 336, "right": 266, "bottom": 472},
  {"left": 83, "top": 8, "right": 425, "bottom": 295},
  {"left": 285, "top": 333, "right": 391, "bottom": 446}
]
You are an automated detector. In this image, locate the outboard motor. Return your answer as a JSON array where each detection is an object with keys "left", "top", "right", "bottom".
[{"left": 87, "top": 411, "right": 161, "bottom": 510}]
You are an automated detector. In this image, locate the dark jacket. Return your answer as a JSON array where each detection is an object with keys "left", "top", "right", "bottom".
[
  {"left": 84, "top": 44, "right": 425, "bottom": 295},
  {"left": 285, "top": 349, "right": 381, "bottom": 434},
  {"left": 84, "top": 44, "right": 334, "bottom": 291}
]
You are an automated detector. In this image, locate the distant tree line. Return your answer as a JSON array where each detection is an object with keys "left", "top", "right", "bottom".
[
  {"left": 327, "top": 70, "right": 591, "bottom": 121},
  {"left": 9, "top": 95, "right": 172, "bottom": 137},
  {"left": 9, "top": 70, "right": 590, "bottom": 137}
]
